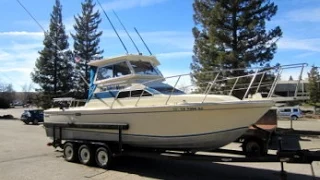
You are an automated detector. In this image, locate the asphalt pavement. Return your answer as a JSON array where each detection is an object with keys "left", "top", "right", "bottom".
[{"left": 0, "top": 108, "right": 320, "bottom": 180}]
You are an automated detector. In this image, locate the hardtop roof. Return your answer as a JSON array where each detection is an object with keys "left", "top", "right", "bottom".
[{"left": 88, "top": 54, "right": 160, "bottom": 67}]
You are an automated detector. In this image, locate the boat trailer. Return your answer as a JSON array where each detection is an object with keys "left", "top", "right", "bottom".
[{"left": 45, "top": 122, "right": 320, "bottom": 180}]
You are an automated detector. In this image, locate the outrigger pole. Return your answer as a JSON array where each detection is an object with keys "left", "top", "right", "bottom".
[
  {"left": 112, "top": 10, "right": 141, "bottom": 55},
  {"left": 96, "top": 0, "right": 129, "bottom": 54},
  {"left": 134, "top": 27, "right": 153, "bottom": 55}
]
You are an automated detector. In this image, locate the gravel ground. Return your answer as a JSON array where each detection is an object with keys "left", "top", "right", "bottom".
[{"left": 0, "top": 108, "right": 320, "bottom": 180}]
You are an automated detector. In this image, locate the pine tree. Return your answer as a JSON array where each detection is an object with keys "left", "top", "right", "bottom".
[
  {"left": 308, "top": 66, "right": 320, "bottom": 105},
  {"left": 289, "top": 75, "right": 293, "bottom": 81},
  {"left": 31, "top": 0, "right": 73, "bottom": 108},
  {"left": 71, "top": 0, "right": 103, "bottom": 98},
  {"left": 191, "top": 0, "right": 282, "bottom": 91}
]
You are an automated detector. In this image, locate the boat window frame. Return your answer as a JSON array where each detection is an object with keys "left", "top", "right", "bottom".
[
  {"left": 129, "top": 60, "right": 161, "bottom": 76},
  {"left": 95, "top": 60, "right": 133, "bottom": 83},
  {"left": 116, "top": 89, "right": 153, "bottom": 99}
]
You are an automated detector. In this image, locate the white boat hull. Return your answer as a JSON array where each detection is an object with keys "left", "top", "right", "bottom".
[{"left": 44, "top": 100, "right": 273, "bottom": 150}]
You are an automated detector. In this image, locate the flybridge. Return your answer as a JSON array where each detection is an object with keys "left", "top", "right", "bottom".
[
  {"left": 87, "top": 54, "right": 160, "bottom": 67},
  {"left": 89, "top": 54, "right": 163, "bottom": 86}
]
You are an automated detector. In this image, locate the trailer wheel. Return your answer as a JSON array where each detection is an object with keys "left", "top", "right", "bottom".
[
  {"left": 78, "top": 144, "right": 94, "bottom": 165},
  {"left": 63, "top": 142, "right": 77, "bottom": 162},
  {"left": 242, "top": 139, "right": 266, "bottom": 157},
  {"left": 95, "top": 146, "right": 112, "bottom": 169}
]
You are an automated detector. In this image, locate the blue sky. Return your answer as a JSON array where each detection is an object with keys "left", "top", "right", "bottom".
[{"left": 0, "top": 0, "right": 319, "bottom": 91}]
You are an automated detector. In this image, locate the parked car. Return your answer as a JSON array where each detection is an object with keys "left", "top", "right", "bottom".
[
  {"left": 20, "top": 109, "right": 44, "bottom": 125},
  {"left": 277, "top": 106, "right": 303, "bottom": 120}
]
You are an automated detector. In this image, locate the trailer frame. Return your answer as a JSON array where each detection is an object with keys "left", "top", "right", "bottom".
[{"left": 45, "top": 121, "right": 320, "bottom": 180}]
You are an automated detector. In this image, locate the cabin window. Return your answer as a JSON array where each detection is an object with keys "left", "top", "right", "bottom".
[
  {"left": 96, "top": 61, "right": 131, "bottom": 81},
  {"left": 131, "top": 90, "right": 152, "bottom": 97},
  {"left": 116, "top": 90, "right": 152, "bottom": 99},
  {"left": 117, "top": 91, "right": 130, "bottom": 98},
  {"left": 130, "top": 61, "right": 160, "bottom": 75}
]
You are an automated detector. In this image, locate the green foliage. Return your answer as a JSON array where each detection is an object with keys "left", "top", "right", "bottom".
[
  {"left": 0, "top": 83, "right": 16, "bottom": 108},
  {"left": 289, "top": 75, "right": 293, "bottom": 81},
  {"left": 31, "top": 0, "right": 73, "bottom": 97},
  {"left": 71, "top": 0, "right": 103, "bottom": 98},
  {"left": 0, "top": 97, "right": 10, "bottom": 109},
  {"left": 308, "top": 66, "right": 320, "bottom": 105},
  {"left": 191, "top": 0, "right": 282, "bottom": 90}
]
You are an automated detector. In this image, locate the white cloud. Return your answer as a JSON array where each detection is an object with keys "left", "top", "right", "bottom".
[
  {"left": 285, "top": 7, "right": 320, "bottom": 22},
  {"left": 156, "top": 51, "right": 193, "bottom": 60},
  {"left": 0, "top": 31, "right": 44, "bottom": 41},
  {"left": 0, "top": 31, "right": 42, "bottom": 36},
  {"left": 101, "top": 0, "right": 169, "bottom": 11},
  {"left": 101, "top": 29, "right": 193, "bottom": 51},
  {"left": 277, "top": 37, "right": 320, "bottom": 52},
  {"left": 294, "top": 52, "right": 317, "bottom": 59},
  {"left": 0, "top": 32, "right": 42, "bottom": 91}
]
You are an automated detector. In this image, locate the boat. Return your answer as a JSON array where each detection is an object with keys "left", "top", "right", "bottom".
[{"left": 43, "top": 54, "right": 275, "bottom": 151}]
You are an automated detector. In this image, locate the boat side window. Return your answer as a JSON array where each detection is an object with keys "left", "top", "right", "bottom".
[
  {"left": 117, "top": 90, "right": 152, "bottom": 98},
  {"left": 96, "top": 61, "right": 131, "bottom": 81},
  {"left": 131, "top": 90, "right": 152, "bottom": 97},
  {"left": 130, "top": 61, "right": 159, "bottom": 75},
  {"left": 117, "top": 91, "right": 131, "bottom": 98}
]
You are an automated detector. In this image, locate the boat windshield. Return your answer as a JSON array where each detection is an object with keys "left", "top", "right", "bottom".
[
  {"left": 96, "top": 61, "right": 131, "bottom": 81},
  {"left": 130, "top": 61, "right": 161, "bottom": 76}
]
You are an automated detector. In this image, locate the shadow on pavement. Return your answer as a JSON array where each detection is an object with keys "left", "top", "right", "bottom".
[{"left": 110, "top": 155, "right": 315, "bottom": 180}]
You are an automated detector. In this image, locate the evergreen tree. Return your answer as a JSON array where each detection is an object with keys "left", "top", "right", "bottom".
[
  {"left": 289, "top": 75, "right": 293, "bottom": 81},
  {"left": 308, "top": 66, "right": 320, "bottom": 105},
  {"left": 191, "top": 0, "right": 282, "bottom": 92},
  {"left": 31, "top": 0, "right": 73, "bottom": 103},
  {"left": 0, "top": 83, "right": 15, "bottom": 108},
  {"left": 71, "top": 0, "right": 103, "bottom": 98}
]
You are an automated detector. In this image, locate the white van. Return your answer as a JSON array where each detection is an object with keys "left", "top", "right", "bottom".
[{"left": 277, "top": 106, "right": 303, "bottom": 120}]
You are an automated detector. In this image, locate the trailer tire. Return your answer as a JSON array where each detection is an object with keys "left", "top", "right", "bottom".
[
  {"left": 95, "top": 146, "right": 112, "bottom": 169},
  {"left": 242, "top": 139, "right": 266, "bottom": 157},
  {"left": 63, "top": 142, "right": 77, "bottom": 162},
  {"left": 78, "top": 144, "right": 94, "bottom": 165}
]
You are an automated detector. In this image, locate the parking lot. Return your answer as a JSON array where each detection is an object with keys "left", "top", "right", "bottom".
[{"left": 0, "top": 108, "right": 320, "bottom": 180}]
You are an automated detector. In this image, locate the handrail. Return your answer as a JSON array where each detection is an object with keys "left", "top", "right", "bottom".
[
  {"left": 255, "top": 72, "right": 266, "bottom": 94},
  {"left": 202, "top": 72, "right": 220, "bottom": 103},
  {"left": 78, "top": 63, "right": 308, "bottom": 107},
  {"left": 165, "top": 75, "right": 181, "bottom": 105},
  {"left": 243, "top": 69, "right": 259, "bottom": 99},
  {"left": 229, "top": 77, "right": 239, "bottom": 96}
]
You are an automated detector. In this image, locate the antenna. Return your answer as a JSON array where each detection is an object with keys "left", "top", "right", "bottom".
[
  {"left": 134, "top": 27, "right": 152, "bottom": 55},
  {"left": 113, "top": 10, "right": 141, "bottom": 55},
  {"left": 96, "top": 0, "right": 129, "bottom": 54}
]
